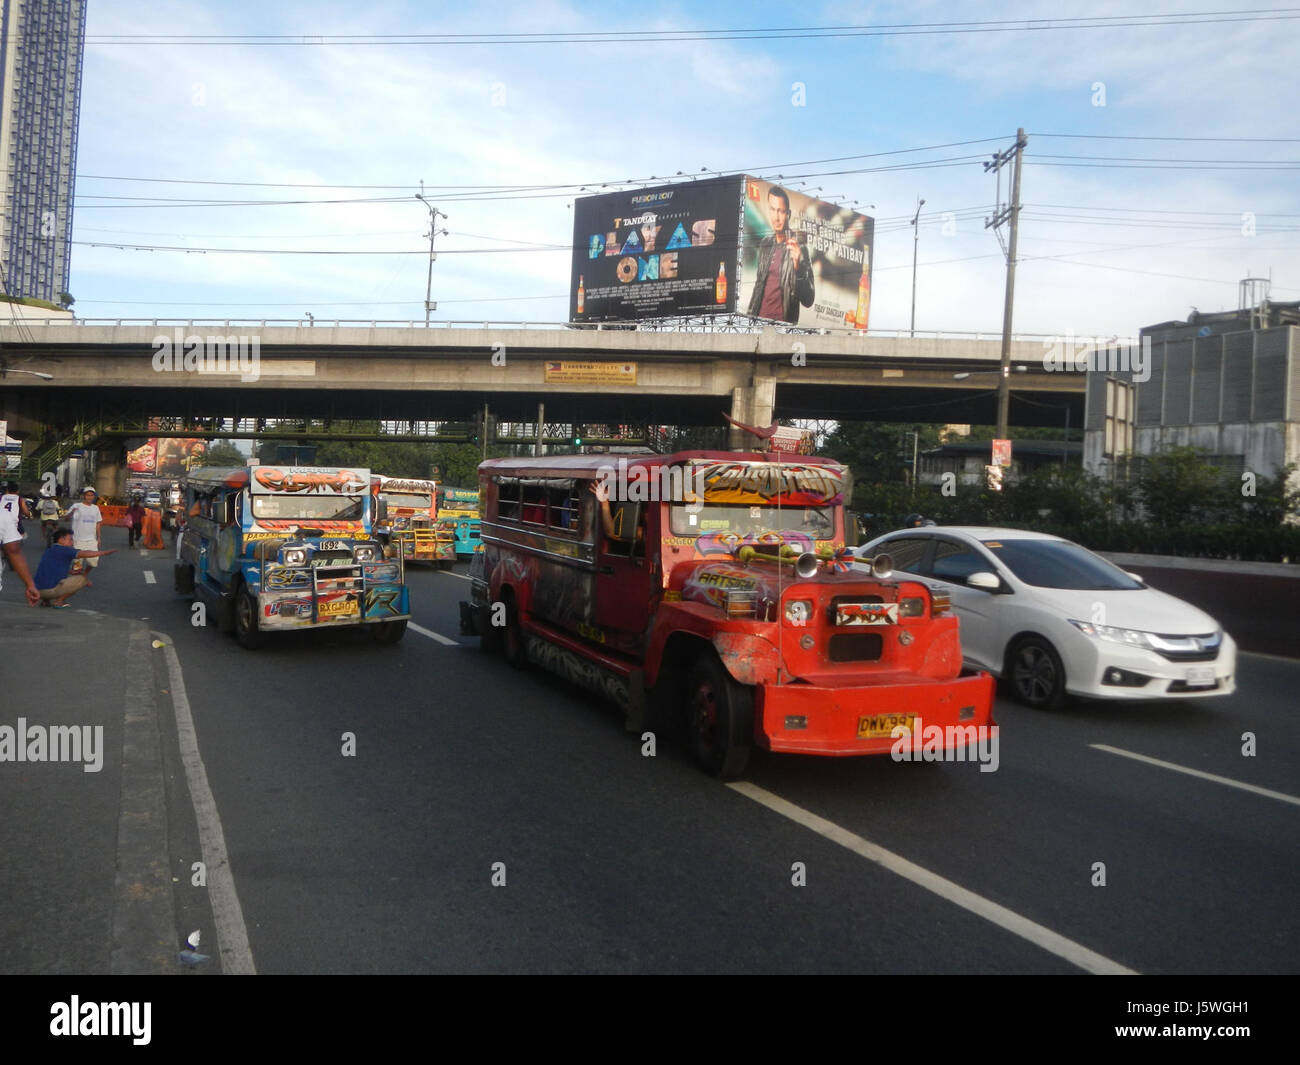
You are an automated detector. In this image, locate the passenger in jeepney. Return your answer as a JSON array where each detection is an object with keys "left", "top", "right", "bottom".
[{"left": 589, "top": 480, "right": 646, "bottom": 555}]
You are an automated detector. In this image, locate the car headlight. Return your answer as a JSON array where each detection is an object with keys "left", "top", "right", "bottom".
[
  {"left": 1069, "top": 619, "right": 1155, "bottom": 649},
  {"left": 281, "top": 547, "right": 308, "bottom": 566},
  {"left": 354, "top": 545, "right": 378, "bottom": 562}
]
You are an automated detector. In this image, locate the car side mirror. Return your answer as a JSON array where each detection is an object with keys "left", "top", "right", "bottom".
[
  {"left": 967, "top": 571, "right": 1002, "bottom": 592},
  {"left": 1125, "top": 571, "right": 1145, "bottom": 586}
]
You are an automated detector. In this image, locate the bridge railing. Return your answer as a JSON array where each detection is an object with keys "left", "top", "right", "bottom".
[{"left": 0, "top": 317, "right": 1063, "bottom": 343}]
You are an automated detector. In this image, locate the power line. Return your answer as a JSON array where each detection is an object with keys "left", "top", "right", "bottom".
[{"left": 84, "top": 10, "right": 1300, "bottom": 45}]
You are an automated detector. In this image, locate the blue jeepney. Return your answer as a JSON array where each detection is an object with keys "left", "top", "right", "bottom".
[{"left": 175, "top": 465, "right": 410, "bottom": 647}]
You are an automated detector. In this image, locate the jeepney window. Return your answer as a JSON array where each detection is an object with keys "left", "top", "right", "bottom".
[
  {"left": 546, "top": 481, "right": 580, "bottom": 530},
  {"left": 496, "top": 478, "right": 520, "bottom": 521},
  {"left": 521, "top": 483, "right": 547, "bottom": 525},
  {"left": 603, "top": 501, "right": 645, "bottom": 558}
]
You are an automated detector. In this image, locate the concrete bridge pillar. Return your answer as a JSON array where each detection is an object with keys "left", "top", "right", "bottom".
[
  {"left": 727, "top": 376, "right": 777, "bottom": 450},
  {"left": 94, "top": 450, "right": 124, "bottom": 501}
]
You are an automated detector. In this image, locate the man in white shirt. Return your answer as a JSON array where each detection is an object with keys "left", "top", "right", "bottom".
[
  {"left": 0, "top": 488, "right": 40, "bottom": 604},
  {"left": 66, "top": 488, "right": 104, "bottom": 569}
]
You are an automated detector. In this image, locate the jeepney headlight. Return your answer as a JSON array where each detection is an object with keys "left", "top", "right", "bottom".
[
  {"left": 354, "top": 545, "right": 378, "bottom": 562},
  {"left": 784, "top": 600, "right": 814, "bottom": 626},
  {"left": 899, "top": 597, "right": 926, "bottom": 618},
  {"left": 282, "top": 547, "right": 308, "bottom": 566}
]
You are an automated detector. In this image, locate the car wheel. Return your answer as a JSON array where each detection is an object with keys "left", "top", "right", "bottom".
[
  {"left": 686, "top": 654, "right": 753, "bottom": 779},
  {"left": 234, "top": 587, "right": 263, "bottom": 650},
  {"left": 1008, "top": 636, "right": 1065, "bottom": 710}
]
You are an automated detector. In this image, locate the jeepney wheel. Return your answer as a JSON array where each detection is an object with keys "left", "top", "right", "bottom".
[
  {"left": 234, "top": 587, "right": 264, "bottom": 650},
  {"left": 1007, "top": 635, "right": 1065, "bottom": 710},
  {"left": 371, "top": 619, "right": 408, "bottom": 644},
  {"left": 686, "top": 654, "right": 753, "bottom": 779},
  {"left": 502, "top": 597, "right": 529, "bottom": 669}
]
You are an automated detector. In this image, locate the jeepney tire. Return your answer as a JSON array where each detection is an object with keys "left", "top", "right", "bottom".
[
  {"left": 371, "top": 619, "right": 408, "bottom": 644},
  {"left": 502, "top": 596, "right": 528, "bottom": 669},
  {"left": 1006, "top": 635, "right": 1066, "bottom": 710},
  {"left": 234, "top": 587, "right": 264, "bottom": 650},
  {"left": 686, "top": 654, "right": 753, "bottom": 780},
  {"left": 173, "top": 563, "right": 195, "bottom": 595},
  {"left": 439, "top": 559, "right": 454, "bottom": 571}
]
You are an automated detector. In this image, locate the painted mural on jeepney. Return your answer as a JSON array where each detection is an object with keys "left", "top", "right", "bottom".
[
  {"left": 262, "top": 595, "right": 314, "bottom": 620},
  {"left": 362, "top": 561, "right": 400, "bottom": 583},
  {"left": 680, "top": 565, "right": 760, "bottom": 611},
  {"left": 530, "top": 556, "right": 595, "bottom": 631},
  {"left": 682, "top": 460, "right": 846, "bottom": 507},
  {"left": 250, "top": 520, "right": 367, "bottom": 535},
  {"left": 264, "top": 565, "right": 312, "bottom": 590},
  {"left": 694, "top": 529, "right": 818, "bottom": 557},
  {"left": 251, "top": 467, "right": 369, "bottom": 495},
  {"left": 364, "top": 586, "right": 402, "bottom": 617}
]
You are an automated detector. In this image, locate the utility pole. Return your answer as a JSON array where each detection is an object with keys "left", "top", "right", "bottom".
[
  {"left": 415, "top": 184, "right": 447, "bottom": 327},
  {"left": 909, "top": 196, "right": 925, "bottom": 338},
  {"left": 984, "top": 128, "right": 1027, "bottom": 442}
]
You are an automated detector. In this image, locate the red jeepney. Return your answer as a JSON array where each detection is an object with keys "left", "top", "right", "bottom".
[{"left": 462, "top": 451, "right": 995, "bottom": 777}]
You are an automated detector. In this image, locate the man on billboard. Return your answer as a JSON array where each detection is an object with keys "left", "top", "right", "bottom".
[{"left": 746, "top": 187, "right": 814, "bottom": 324}]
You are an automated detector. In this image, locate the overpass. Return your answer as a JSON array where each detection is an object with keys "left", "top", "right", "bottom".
[{"left": 1, "top": 318, "right": 1084, "bottom": 476}]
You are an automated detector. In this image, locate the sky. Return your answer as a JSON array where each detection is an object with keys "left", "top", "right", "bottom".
[{"left": 66, "top": 1, "right": 1300, "bottom": 340}]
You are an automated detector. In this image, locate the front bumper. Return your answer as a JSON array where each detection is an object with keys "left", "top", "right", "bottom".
[
  {"left": 1063, "top": 631, "right": 1238, "bottom": 700},
  {"left": 756, "top": 670, "right": 997, "bottom": 755}
]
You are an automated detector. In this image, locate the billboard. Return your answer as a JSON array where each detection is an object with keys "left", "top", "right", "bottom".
[
  {"left": 126, "top": 438, "right": 208, "bottom": 477},
  {"left": 569, "top": 176, "right": 741, "bottom": 322},
  {"left": 738, "top": 177, "right": 874, "bottom": 330},
  {"left": 568, "top": 175, "right": 874, "bottom": 329}
]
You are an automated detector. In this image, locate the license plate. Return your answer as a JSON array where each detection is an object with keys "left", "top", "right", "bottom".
[
  {"left": 837, "top": 602, "right": 898, "bottom": 626},
  {"left": 1185, "top": 666, "right": 1216, "bottom": 687},
  {"left": 857, "top": 713, "right": 914, "bottom": 739},
  {"left": 319, "top": 597, "right": 359, "bottom": 618}
]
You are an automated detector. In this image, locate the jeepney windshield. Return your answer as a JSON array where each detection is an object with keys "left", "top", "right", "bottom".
[
  {"left": 251, "top": 494, "right": 365, "bottom": 520},
  {"left": 669, "top": 503, "right": 836, "bottom": 540},
  {"left": 383, "top": 492, "right": 432, "bottom": 510}
]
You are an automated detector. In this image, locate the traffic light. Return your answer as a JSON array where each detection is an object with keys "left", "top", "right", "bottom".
[
  {"left": 470, "top": 416, "right": 481, "bottom": 445},
  {"left": 571, "top": 426, "right": 584, "bottom": 447}
]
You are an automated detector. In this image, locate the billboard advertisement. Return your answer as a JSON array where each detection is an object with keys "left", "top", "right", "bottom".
[
  {"left": 569, "top": 176, "right": 874, "bottom": 329},
  {"left": 738, "top": 177, "right": 874, "bottom": 330},
  {"left": 126, "top": 438, "right": 208, "bottom": 477},
  {"left": 569, "top": 176, "right": 741, "bottom": 322}
]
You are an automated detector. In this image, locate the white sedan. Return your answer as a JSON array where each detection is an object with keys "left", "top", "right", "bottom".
[{"left": 855, "top": 527, "right": 1237, "bottom": 709}]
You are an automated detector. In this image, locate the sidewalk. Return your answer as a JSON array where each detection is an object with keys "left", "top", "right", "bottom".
[{"left": 0, "top": 585, "right": 189, "bottom": 972}]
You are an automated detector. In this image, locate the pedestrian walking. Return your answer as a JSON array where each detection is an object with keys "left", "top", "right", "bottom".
[
  {"left": 66, "top": 488, "right": 104, "bottom": 569},
  {"left": 125, "top": 496, "right": 146, "bottom": 548},
  {"left": 37, "top": 493, "right": 61, "bottom": 546},
  {"left": 0, "top": 487, "right": 39, "bottom": 605}
]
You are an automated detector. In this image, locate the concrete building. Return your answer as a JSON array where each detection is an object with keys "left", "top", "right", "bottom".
[
  {"left": 0, "top": 0, "right": 87, "bottom": 304},
  {"left": 919, "top": 439, "right": 1081, "bottom": 488},
  {"left": 1084, "top": 299, "right": 1300, "bottom": 482}
]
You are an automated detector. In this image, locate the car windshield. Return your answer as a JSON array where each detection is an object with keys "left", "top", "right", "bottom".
[
  {"left": 252, "top": 495, "right": 365, "bottom": 521},
  {"left": 670, "top": 503, "right": 836, "bottom": 540},
  {"left": 983, "top": 538, "right": 1143, "bottom": 590}
]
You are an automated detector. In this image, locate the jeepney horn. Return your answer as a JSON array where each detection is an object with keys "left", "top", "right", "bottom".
[
  {"left": 795, "top": 552, "right": 820, "bottom": 578},
  {"left": 861, "top": 552, "right": 894, "bottom": 579}
]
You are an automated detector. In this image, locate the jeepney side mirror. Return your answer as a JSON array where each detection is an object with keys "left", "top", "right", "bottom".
[{"left": 376, "top": 497, "right": 388, "bottom": 522}]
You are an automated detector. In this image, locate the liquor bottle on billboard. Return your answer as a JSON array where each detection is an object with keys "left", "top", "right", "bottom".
[
  {"left": 854, "top": 256, "right": 871, "bottom": 330},
  {"left": 715, "top": 262, "right": 727, "bottom": 305},
  {"left": 577, "top": 275, "right": 585, "bottom": 315}
]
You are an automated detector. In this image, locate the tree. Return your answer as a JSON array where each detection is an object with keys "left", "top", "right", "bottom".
[
  {"left": 193, "top": 439, "right": 246, "bottom": 468},
  {"left": 1136, "top": 447, "right": 1233, "bottom": 527}
]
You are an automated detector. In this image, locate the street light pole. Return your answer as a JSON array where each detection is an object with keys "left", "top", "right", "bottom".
[
  {"left": 909, "top": 196, "right": 925, "bottom": 338},
  {"left": 414, "top": 191, "right": 447, "bottom": 327}
]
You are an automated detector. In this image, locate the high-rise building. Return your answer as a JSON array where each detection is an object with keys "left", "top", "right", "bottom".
[{"left": 0, "top": 0, "right": 86, "bottom": 306}]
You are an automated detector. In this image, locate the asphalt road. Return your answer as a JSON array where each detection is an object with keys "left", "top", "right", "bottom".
[{"left": 4, "top": 526, "right": 1297, "bottom": 975}]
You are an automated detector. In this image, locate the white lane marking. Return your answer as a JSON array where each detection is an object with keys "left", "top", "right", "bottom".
[
  {"left": 728, "top": 781, "right": 1137, "bottom": 975},
  {"left": 410, "top": 621, "right": 458, "bottom": 646},
  {"left": 1091, "top": 744, "right": 1300, "bottom": 807},
  {"left": 1239, "top": 650, "right": 1300, "bottom": 665},
  {"left": 143, "top": 570, "right": 156, "bottom": 584},
  {"left": 152, "top": 633, "right": 257, "bottom": 975},
  {"left": 438, "top": 569, "right": 472, "bottom": 582}
]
